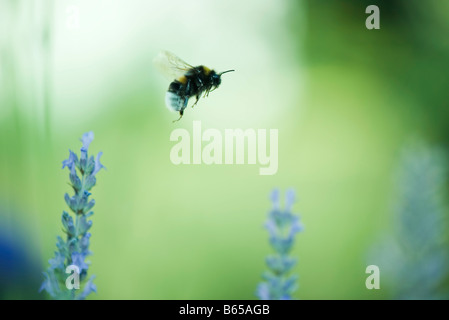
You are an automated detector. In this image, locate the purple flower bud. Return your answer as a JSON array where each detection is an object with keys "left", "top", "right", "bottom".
[
  {"left": 70, "top": 165, "right": 82, "bottom": 191},
  {"left": 62, "top": 150, "right": 78, "bottom": 170},
  {"left": 256, "top": 283, "right": 270, "bottom": 300},
  {"left": 93, "top": 152, "right": 105, "bottom": 176},
  {"left": 270, "top": 189, "right": 280, "bottom": 209},
  {"left": 76, "top": 276, "right": 97, "bottom": 300},
  {"left": 264, "top": 220, "right": 277, "bottom": 238},
  {"left": 48, "top": 252, "right": 65, "bottom": 270},
  {"left": 285, "top": 189, "right": 296, "bottom": 211},
  {"left": 289, "top": 217, "right": 304, "bottom": 238},
  {"left": 71, "top": 252, "right": 89, "bottom": 273},
  {"left": 80, "top": 131, "right": 94, "bottom": 150}
]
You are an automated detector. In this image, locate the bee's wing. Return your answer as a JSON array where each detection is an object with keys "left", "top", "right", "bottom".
[{"left": 153, "top": 50, "right": 193, "bottom": 80}]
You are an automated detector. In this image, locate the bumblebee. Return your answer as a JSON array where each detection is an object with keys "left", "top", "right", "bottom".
[{"left": 154, "top": 50, "right": 234, "bottom": 122}]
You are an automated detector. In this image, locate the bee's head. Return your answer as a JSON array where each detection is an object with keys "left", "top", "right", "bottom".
[
  {"left": 211, "top": 72, "right": 222, "bottom": 87},
  {"left": 212, "top": 69, "right": 235, "bottom": 88}
]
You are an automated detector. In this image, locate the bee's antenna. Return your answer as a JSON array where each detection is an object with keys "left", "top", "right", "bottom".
[{"left": 219, "top": 69, "right": 235, "bottom": 76}]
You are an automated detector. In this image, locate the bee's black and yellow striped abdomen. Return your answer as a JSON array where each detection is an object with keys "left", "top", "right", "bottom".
[{"left": 165, "top": 80, "right": 188, "bottom": 113}]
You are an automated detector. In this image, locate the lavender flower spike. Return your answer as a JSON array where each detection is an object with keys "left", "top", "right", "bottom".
[
  {"left": 257, "top": 189, "right": 303, "bottom": 300},
  {"left": 40, "top": 132, "right": 105, "bottom": 300}
]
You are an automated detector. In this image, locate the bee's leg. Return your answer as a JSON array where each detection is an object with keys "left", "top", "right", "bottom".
[
  {"left": 173, "top": 110, "right": 184, "bottom": 123},
  {"left": 192, "top": 78, "right": 203, "bottom": 107},
  {"left": 184, "top": 80, "right": 191, "bottom": 98},
  {"left": 191, "top": 95, "right": 200, "bottom": 108},
  {"left": 196, "top": 77, "right": 203, "bottom": 88}
]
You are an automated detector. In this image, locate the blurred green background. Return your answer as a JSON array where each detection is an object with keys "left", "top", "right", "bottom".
[{"left": 1, "top": 0, "right": 448, "bottom": 299}]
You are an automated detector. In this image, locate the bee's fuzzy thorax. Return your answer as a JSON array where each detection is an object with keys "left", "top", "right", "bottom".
[{"left": 202, "top": 66, "right": 211, "bottom": 76}]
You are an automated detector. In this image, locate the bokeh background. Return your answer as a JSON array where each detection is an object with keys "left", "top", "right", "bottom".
[{"left": 1, "top": 0, "right": 449, "bottom": 299}]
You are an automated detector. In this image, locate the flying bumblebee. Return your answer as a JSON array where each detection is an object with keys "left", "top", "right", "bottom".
[{"left": 154, "top": 50, "right": 234, "bottom": 122}]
